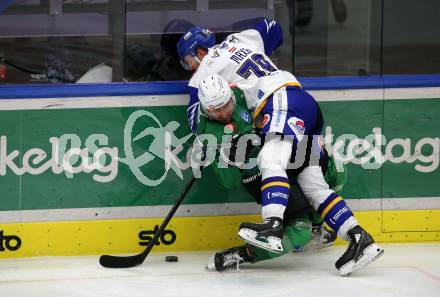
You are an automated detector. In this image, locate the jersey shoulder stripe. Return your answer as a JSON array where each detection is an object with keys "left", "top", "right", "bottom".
[
  {"left": 251, "top": 18, "right": 283, "bottom": 56},
  {"left": 187, "top": 86, "right": 200, "bottom": 135}
]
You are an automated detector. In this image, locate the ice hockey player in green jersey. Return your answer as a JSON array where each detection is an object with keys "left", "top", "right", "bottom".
[{"left": 192, "top": 73, "right": 347, "bottom": 271}]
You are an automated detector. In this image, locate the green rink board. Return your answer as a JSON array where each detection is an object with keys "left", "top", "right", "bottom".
[{"left": 0, "top": 98, "right": 439, "bottom": 212}]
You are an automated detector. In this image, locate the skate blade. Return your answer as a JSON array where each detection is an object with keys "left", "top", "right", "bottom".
[
  {"left": 238, "top": 228, "right": 283, "bottom": 254},
  {"left": 205, "top": 255, "right": 216, "bottom": 271},
  {"left": 339, "top": 243, "right": 384, "bottom": 276}
]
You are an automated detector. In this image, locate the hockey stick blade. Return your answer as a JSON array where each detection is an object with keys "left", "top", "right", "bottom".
[
  {"left": 99, "top": 146, "right": 206, "bottom": 269},
  {"left": 99, "top": 253, "right": 146, "bottom": 268},
  {"left": 99, "top": 175, "right": 198, "bottom": 268}
]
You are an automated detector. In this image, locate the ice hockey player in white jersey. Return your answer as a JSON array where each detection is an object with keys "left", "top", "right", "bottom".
[
  {"left": 177, "top": 18, "right": 298, "bottom": 135},
  {"left": 177, "top": 19, "right": 384, "bottom": 276}
]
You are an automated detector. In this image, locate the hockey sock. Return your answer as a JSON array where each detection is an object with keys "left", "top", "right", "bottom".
[
  {"left": 261, "top": 176, "right": 290, "bottom": 219},
  {"left": 317, "top": 192, "right": 356, "bottom": 235}
]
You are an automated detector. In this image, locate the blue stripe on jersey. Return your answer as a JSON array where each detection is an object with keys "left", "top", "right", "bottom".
[
  {"left": 187, "top": 86, "right": 200, "bottom": 135},
  {"left": 259, "top": 87, "right": 321, "bottom": 147},
  {"left": 252, "top": 18, "right": 283, "bottom": 56}
]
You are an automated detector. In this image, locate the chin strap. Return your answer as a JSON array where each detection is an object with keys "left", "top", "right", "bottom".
[{"left": 194, "top": 56, "right": 203, "bottom": 65}]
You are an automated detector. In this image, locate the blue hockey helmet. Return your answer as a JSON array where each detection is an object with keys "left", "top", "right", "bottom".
[{"left": 177, "top": 26, "right": 215, "bottom": 70}]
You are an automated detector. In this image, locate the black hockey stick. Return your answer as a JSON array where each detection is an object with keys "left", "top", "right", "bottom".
[
  {"left": 99, "top": 146, "right": 207, "bottom": 268},
  {"left": 2, "top": 58, "right": 40, "bottom": 75}
]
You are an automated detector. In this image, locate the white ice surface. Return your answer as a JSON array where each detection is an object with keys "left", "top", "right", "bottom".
[{"left": 0, "top": 244, "right": 439, "bottom": 297}]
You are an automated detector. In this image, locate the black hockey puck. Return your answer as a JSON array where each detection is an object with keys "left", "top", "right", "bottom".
[{"left": 165, "top": 256, "right": 178, "bottom": 262}]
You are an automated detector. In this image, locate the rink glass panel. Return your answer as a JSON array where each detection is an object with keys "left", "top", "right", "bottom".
[{"left": 1, "top": 1, "right": 440, "bottom": 84}]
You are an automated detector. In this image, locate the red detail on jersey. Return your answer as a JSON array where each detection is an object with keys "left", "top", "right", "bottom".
[
  {"left": 229, "top": 47, "right": 237, "bottom": 53},
  {"left": 225, "top": 123, "right": 236, "bottom": 132},
  {"left": 295, "top": 120, "right": 305, "bottom": 133},
  {"left": 262, "top": 114, "right": 271, "bottom": 128}
]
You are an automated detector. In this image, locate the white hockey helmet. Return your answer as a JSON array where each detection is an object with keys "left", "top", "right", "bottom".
[{"left": 198, "top": 73, "right": 233, "bottom": 111}]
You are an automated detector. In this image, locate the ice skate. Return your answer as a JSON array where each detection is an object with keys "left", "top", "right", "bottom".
[
  {"left": 299, "top": 224, "right": 337, "bottom": 252},
  {"left": 238, "top": 217, "right": 284, "bottom": 254},
  {"left": 206, "top": 244, "right": 254, "bottom": 271},
  {"left": 335, "top": 225, "right": 384, "bottom": 276}
]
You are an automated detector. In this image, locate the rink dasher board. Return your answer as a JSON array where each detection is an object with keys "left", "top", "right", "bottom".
[
  {"left": 0, "top": 210, "right": 439, "bottom": 258},
  {"left": 0, "top": 77, "right": 439, "bottom": 258}
]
